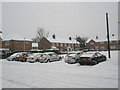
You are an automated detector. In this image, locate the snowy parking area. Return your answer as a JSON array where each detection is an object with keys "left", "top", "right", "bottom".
[{"left": 0, "top": 51, "right": 118, "bottom": 88}]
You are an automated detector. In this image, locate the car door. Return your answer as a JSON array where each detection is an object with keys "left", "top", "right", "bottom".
[
  {"left": 96, "top": 53, "right": 103, "bottom": 62},
  {"left": 35, "top": 54, "right": 41, "bottom": 60},
  {"left": 93, "top": 54, "right": 98, "bottom": 62},
  {"left": 49, "top": 54, "right": 54, "bottom": 61},
  {"left": 16, "top": 54, "right": 22, "bottom": 60},
  {"left": 51, "top": 53, "right": 58, "bottom": 61},
  {"left": 54, "top": 53, "right": 59, "bottom": 60}
]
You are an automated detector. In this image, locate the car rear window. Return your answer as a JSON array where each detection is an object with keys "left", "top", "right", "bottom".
[
  {"left": 67, "top": 53, "right": 76, "bottom": 57},
  {"left": 80, "top": 53, "right": 94, "bottom": 58}
]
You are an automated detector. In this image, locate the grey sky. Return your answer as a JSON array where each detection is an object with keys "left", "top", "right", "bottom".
[{"left": 2, "top": 2, "right": 118, "bottom": 40}]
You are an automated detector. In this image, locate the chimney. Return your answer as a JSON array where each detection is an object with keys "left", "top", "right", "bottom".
[
  {"left": 112, "top": 34, "right": 114, "bottom": 36},
  {"left": 69, "top": 37, "right": 71, "bottom": 40},
  {"left": 96, "top": 36, "right": 98, "bottom": 39},
  {"left": 52, "top": 34, "right": 55, "bottom": 39}
]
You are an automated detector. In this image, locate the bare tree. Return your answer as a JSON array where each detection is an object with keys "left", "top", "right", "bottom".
[
  {"left": 76, "top": 36, "right": 88, "bottom": 50},
  {"left": 32, "top": 27, "right": 49, "bottom": 43}
]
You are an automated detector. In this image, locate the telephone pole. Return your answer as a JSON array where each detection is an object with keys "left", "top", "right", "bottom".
[{"left": 106, "top": 13, "right": 111, "bottom": 58}]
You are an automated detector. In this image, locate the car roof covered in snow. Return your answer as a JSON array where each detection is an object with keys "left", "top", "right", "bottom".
[
  {"left": 68, "top": 51, "right": 83, "bottom": 54},
  {"left": 29, "top": 53, "right": 43, "bottom": 56},
  {"left": 44, "top": 52, "right": 55, "bottom": 54},
  {"left": 80, "top": 53, "right": 95, "bottom": 58}
]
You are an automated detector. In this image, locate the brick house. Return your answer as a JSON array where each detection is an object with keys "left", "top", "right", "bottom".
[
  {"left": 38, "top": 37, "right": 80, "bottom": 53},
  {"left": 86, "top": 38, "right": 120, "bottom": 51},
  {"left": 2, "top": 39, "right": 32, "bottom": 52}
]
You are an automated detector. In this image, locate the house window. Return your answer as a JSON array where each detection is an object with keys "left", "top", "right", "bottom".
[
  {"left": 100, "top": 42, "right": 104, "bottom": 44},
  {"left": 64, "top": 43, "right": 67, "bottom": 47},
  {"left": 16, "top": 41, "right": 20, "bottom": 43},
  {"left": 5, "top": 41, "right": 10, "bottom": 46},
  {"left": 95, "top": 46, "right": 98, "bottom": 49},
  {"left": 56, "top": 43, "right": 59, "bottom": 47},
  {"left": 118, "top": 46, "right": 120, "bottom": 49},
  {"left": 60, "top": 43, "right": 63, "bottom": 47},
  {"left": 25, "top": 41, "right": 30, "bottom": 44},
  {"left": 101, "top": 46, "right": 105, "bottom": 50},
  {"left": 52, "top": 43, "right": 55, "bottom": 46},
  {"left": 110, "top": 46, "right": 116, "bottom": 49},
  {"left": 90, "top": 42, "right": 94, "bottom": 45},
  {"left": 110, "top": 41, "right": 113, "bottom": 44}
]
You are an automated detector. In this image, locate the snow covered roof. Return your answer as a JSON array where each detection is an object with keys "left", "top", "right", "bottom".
[
  {"left": 3, "top": 33, "right": 32, "bottom": 41},
  {"left": 68, "top": 51, "right": 83, "bottom": 54},
  {"left": 32, "top": 43, "right": 38, "bottom": 47},
  {"left": 47, "top": 36, "right": 79, "bottom": 44},
  {"left": 86, "top": 36, "right": 119, "bottom": 43}
]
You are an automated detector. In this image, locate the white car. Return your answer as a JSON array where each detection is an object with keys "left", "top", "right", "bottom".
[
  {"left": 6, "top": 52, "right": 26, "bottom": 61},
  {"left": 64, "top": 51, "right": 83, "bottom": 64},
  {"left": 38, "top": 52, "right": 61, "bottom": 63},
  {"left": 26, "top": 53, "right": 43, "bottom": 63}
]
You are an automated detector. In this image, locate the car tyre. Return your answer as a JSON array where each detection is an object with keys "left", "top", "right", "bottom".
[
  {"left": 12, "top": 58, "right": 15, "bottom": 61},
  {"left": 44, "top": 59, "right": 48, "bottom": 63},
  {"left": 79, "top": 62, "right": 84, "bottom": 65},
  {"left": 36, "top": 59, "right": 39, "bottom": 62},
  {"left": 92, "top": 60, "right": 98, "bottom": 65},
  {"left": 47, "top": 59, "right": 50, "bottom": 62},
  {"left": 59, "top": 57, "right": 61, "bottom": 60}
]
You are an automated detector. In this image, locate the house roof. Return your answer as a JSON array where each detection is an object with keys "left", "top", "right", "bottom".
[
  {"left": 46, "top": 36, "right": 79, "bottom": 44},
  {"left": 86, "top": 36, "right": 119, "bottom": 43},
  {"left": 3, "top": 33, "right": 32, "bottom": 41}
]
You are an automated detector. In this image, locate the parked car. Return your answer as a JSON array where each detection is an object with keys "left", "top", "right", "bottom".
[
  {"left": 77, "top": 51, "right": 107, "bottom": 65},
  {"left": 18, "top": 54, "right": 29, "bottom": 62},
  {"left": 26, "top": 53, "right": 43, "bottom": 63},
  {"left": 6, "top": 52, "right": 26, "bottom": 61},
  {"left": 64, "top": 51, "right": 83, "bottom": 64},
  {"left": 0, "top": 48, "right": 11, "bottom": 59},
  {"left": 38, "top": 52, "right": 61, "bottom": 63}
]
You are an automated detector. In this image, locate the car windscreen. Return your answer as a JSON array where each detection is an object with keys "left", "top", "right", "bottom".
[
  {"left": 10, "top": 53, "right": 21, "bottom": 57},
  {"left": 67, "top": 53, "right": 76, "bottom": 57},
  {"left": 80, "top": 53, "right": 94, "bottom": 58}
]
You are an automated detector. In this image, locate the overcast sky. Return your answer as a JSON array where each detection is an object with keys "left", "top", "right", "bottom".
[{"left": 1, "top": 2, "right": 118, "bottom": 40}]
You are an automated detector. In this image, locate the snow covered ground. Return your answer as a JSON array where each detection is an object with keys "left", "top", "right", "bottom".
[{"left": 0, "top": 51, "right": 119, "bottom": 88}]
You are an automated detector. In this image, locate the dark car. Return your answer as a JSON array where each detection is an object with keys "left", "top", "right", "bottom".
[{"left": 77, "top": 51, "right": 106, "bottom": 65}]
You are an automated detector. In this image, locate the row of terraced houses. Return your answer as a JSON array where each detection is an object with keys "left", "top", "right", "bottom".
[{"left": 1, "top": 36, "right": 120, "bottom": 53}]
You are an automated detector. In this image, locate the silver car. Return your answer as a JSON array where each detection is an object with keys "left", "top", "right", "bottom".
[
  {"left": 39, "top": 52, "right": 61, "bottom": 63},
  {"left": 64, "top": 51, "right": 83, "bottom": 64},
  {"left": 26, "top": 53, "right": 43, "bottom": 63}
]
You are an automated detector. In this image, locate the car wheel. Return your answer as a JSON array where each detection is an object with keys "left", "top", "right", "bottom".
[
  {"left": 36, "top": 59, "right": 39, "bottom": 62},
  {"left": 79, "top": 62, "right": 84, "bottom": 65},
  {"left": 12, "top": 58, "right": 15, "bottom": 61},
  {"left": 47, "top": 59, "right": 50, "bottom": 62},
  {"left": 92, "top": 60, "right": 98, "bottom": 65},
  {"left": 59, "top": 57, "right": 61, "bottom": 60},
  {"left": 45, "top": 59, "right": 48, "bottom": 63},
  {"left": 24, "top": 59, "right": 27, "bottom": 62},
  {"left": 104, "top": 57, "right": 107, "bottom": 61}
]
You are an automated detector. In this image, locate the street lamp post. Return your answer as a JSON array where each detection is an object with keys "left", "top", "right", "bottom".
[{"left": 106, "top": 13, "right": 111, "bottom": 58}]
